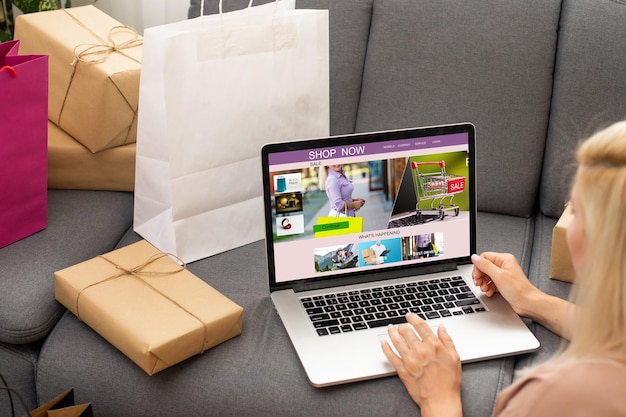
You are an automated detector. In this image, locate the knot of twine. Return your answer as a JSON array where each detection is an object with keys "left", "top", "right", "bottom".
[
  {"left": 74, "top": 252, "right": 211, "bottom": 356},
  {"left": 71, "top": 25, "right": 143, "bottom": 66}
]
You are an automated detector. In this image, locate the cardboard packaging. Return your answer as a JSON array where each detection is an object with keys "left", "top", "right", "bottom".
[
  {"left": 14, "top": 6, "right": 142, "bottom": 153},
  {"left": 361, "top": 248, "right": 376, "bottom": 265},
  {"left": 549, "top": 204, "right": 576, "bottom": 283},
  {"left": 48, "top": 121, "right": 135, "bottom": 191},
  {"left": 54, "top": 240, "right": 244, "bottom": 375}
]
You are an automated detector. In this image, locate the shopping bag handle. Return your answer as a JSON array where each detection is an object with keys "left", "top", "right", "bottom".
[
  {"left": 0, "top": 66, "right": 17, "bottom": 79},
  {"left": 200, "top": 0, "right": 285, "bottom": 18},
  {"left": 199, "top": 0, "right": 254, "bottom": 17},
  {"left": 0, "top": 373, "right": 34, "bottom": 417}
]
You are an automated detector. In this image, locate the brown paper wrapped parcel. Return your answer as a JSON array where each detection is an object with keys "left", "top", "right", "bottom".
[
  {"left": 48, "top": 121, "right": 136, "bottom": 191},
  {"left": 549, "top": 203, "right": 575, "bottom": 283},
  {"left": 14, "top": 5, "right": 142, "bottom": 153},
  {"left": 54, "top": 240, "right": 244, "bottom": 375}
]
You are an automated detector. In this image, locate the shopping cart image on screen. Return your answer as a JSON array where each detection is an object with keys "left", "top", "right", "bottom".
[{"left": 410, "top": 160, "right": 466, "bottom": 222}]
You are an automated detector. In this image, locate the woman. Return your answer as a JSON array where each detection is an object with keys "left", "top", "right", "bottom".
[
  {"left": 325, "top": 164, "right": 365, "bottom": 216},
  {"left": 381, "top": 121, "right": 626, "bottom": 416}
]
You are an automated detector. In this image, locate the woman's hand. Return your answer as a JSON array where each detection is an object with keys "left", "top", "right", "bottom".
[
  {"left": 471, "top": 252, "right": 575, "bottom": 339},
  {"left": 381, "top": 313, "right": 462, "bottom": 417},
  {"left": 351, "top": 198, "right": 366, "bottom": 210},
  {"left": 471, "top": 252, "right": 539, "bottom": 317}
]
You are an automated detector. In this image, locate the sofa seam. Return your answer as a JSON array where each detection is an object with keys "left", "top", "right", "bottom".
[
  {"left": 489, "top": 357, "right": 515, "bottom": 414},
  {"left": 520, "top": 213, "right": 536, "bottom": 274},
  {"left": 515, "top": 213, "right": 545, "bottom": 372},
  {"left": 0, "top": 305, "right": 65, "bottom": 345},
  {"left": 537, "top": 0, "right": 565, "bottom": 218},
  {"left": 34, "top": 310, "right": 72, "bottom": 406},
  {"left": 351, "top": 0, "right": 374, "bottom": 133}
]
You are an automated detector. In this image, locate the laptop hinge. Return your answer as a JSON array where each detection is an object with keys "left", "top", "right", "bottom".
[{"left": 290, "top": 262, "right": 460, "bottom": 293}]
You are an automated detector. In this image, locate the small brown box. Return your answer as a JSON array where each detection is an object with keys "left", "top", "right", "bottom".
[
  {"left": 15, "top": 6, "right": 142, "bottom": 153},
  {"left": 549, "top": 204, "right": 576, "bottom": 283},
  {"left": 54, "top": 240, "right": 243, "bottom": 375},
  {"left": 361, "top": 248, "right": 376, "bottom": 265}
]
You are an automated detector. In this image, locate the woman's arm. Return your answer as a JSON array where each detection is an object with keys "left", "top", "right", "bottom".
[{"left": 325, "top": 176, "right": 345, "bottom": 212}]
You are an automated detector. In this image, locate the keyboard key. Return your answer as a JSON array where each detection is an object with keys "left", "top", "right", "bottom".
[
  {"left": 313, "top": 319, "right": 339, "bottom": 328},
  {"left": 310, "top": 313, "right": 329, "bottom": 321},
  {"left": 457, "top": 293, "right": 476, "bottom": 300},
  {"left": 353, "top": 323, "right": 368, "bottom": 331},
  {"left": 367, "top": 316, "right": 407, "bottom": 328},
  {"left": 456, "top": 298, "right": 480, "bottom": 307}
]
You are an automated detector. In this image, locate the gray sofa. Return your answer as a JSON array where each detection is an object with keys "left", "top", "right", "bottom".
[{"left": 2, "top": 0, "right": 625, "bottom": 415}]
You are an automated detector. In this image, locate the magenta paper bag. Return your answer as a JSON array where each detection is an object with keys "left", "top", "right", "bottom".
[{"left": 0, "top": 40, "right": 48, "bottom": 248}]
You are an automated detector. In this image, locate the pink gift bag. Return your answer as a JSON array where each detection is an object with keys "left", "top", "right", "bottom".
[{"left": 0, "top": 40, "right": 48, "bottom": 248}]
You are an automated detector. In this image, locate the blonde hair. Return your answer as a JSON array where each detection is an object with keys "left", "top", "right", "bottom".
[{"left": 560, "top": 120, "right": 626, "bottom": 362}]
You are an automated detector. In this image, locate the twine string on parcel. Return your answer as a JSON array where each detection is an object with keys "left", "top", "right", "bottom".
[
  {"left": 74, "top": 252, "right": 212, "bottom": 355},
  {"left": 70, "top": 25, "right": 143, "bottom": 66},
  {"left": 56, "top": 9, "right": 143, "bottom": 143}
]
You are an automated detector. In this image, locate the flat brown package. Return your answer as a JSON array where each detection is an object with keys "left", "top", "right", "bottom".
[
  {"left": 549, "top": 204, "right": 576, "bottom": 283},
  {"left": 14, "top": 6, "right": 142, "bottom": 153},
  {"left": 48, "top": 121, "right": 135, "bottom": 191},
  {"left": 54, "top": 240, "right": 244, "bottom": 375}
]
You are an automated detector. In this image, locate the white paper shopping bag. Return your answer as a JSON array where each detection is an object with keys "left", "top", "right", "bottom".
[{"left": 134, "top": 0, "right": 329, "bottom": 262}]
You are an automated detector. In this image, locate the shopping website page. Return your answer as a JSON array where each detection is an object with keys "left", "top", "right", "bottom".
[{"left": 266, "top": 132, "right": 471, "bottom": 284}]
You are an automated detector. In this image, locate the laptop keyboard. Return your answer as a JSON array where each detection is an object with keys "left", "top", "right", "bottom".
[{"left": 300, "top": 276, "right": 486, "bottom": 336}]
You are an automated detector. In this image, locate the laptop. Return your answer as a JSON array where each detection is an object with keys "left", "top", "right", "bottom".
[{"left": 261, "top": 123, "right": 539, "bottom": 387}]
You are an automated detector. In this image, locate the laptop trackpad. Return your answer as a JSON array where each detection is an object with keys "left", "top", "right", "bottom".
[{"left": 377, "top": 324, "right": 439, "bottom": 356}]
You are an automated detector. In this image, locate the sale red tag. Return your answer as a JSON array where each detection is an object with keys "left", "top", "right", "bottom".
[{"left": 447, "top": 177, "right": 465, "bottom": 194}]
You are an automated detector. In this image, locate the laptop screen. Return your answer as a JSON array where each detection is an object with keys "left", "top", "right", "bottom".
[{"left": 262, "top": 124, "right": 476, "bottom": 291}]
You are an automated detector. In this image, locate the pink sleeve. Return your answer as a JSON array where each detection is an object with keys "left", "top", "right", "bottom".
[{"left": 494, "top": 359, "right": 626, "bottom": 417}]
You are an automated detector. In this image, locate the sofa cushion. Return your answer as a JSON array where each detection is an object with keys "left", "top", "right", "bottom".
[
  {"left": 356, "top": 0, "right": 561, "bottom": 218},
  {"left": 539, "top": 0, "right": 626, "bottom": 218},
  {"left": 188, "top": 0, "right": 373, "bottom": 136},
  {"left": 476, "top": 212, "right": 535, "bottom": 274},
  {"left": 0, "top": 190, "right": 133, "bottom": 345}
]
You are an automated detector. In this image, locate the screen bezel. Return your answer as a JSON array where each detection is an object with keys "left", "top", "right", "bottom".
[{"left": 262, "top": 123, "right": 476, "bottom": 293}]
